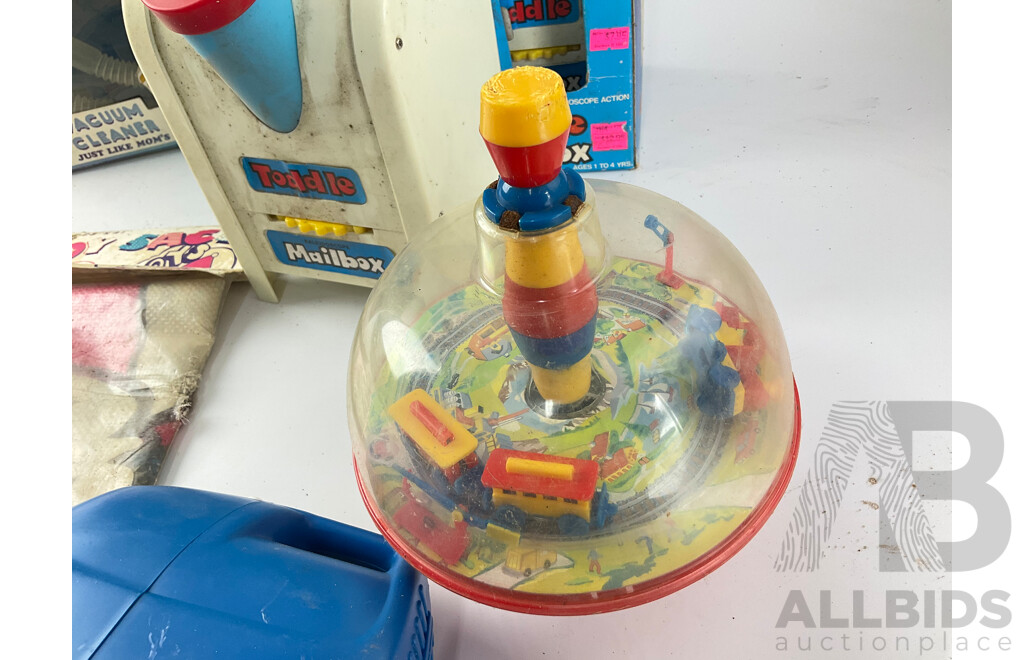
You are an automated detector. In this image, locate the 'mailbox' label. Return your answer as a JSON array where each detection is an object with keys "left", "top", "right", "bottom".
[
  {"left": 267, "top": 230, "right": 393, "bottom": 279},
  {"left": 242, "top": 157, "right": 367, "bottom": 204}
]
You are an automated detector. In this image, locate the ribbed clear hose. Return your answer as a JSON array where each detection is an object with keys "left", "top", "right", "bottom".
[{"left": 72, "top": 38, "right": 142, "bottom": 88}]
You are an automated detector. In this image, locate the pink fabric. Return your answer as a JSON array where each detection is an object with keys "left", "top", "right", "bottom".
[{"left": 71, "top": 283, "right": 144, "bottom": 373}]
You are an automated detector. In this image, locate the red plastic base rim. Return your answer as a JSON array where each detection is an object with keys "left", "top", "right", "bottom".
[{"left": 354, "top": 379, "right": 803, "bottom": 616}]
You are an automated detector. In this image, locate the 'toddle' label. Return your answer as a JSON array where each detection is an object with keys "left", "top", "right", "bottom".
[
  {"left": 506, "top": 0, "right": 579, "bottom": 27},
  {"left": 242, "top": 157, "right": 367, "bottom": 204}
]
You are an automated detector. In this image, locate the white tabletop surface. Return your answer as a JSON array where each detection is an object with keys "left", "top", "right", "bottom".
[{"left": 71, "top": 2, "right": 1016, "bottom": 658}]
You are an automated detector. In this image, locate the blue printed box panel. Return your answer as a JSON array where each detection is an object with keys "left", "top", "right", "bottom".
[
  {"left": 242, "top": 157, "right": 367, "bottom": 204},
  {"left": 267, "top": 230, "right": 393, "bottom": 279}
]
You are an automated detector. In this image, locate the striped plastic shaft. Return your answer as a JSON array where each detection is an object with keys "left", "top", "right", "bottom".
[{"left": 481, "top": 67, "right": 597, "bottom": 403}]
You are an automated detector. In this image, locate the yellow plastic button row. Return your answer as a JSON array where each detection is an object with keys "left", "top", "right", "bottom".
[
  {"left": 509, "top": 44, "right": 581, "bottom": 62},
  {"left": 278, "top": 216, "right": 371, "bottom": 237}
]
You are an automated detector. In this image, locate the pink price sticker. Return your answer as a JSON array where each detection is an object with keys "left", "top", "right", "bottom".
[
  {"left": 590, "top": 27, "right": 630, "bottom": 51},
  {"left": 590, "top": 122, "right": 629, "bottom": 152}
]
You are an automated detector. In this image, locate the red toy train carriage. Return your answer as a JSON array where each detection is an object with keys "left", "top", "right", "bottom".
[{"left": 481, "top": 448, "right": 613, "bottom": 534}]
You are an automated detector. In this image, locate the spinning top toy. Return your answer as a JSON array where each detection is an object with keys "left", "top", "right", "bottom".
[{"left": 350, "top": 67, "right": 800, "bottom": 615}]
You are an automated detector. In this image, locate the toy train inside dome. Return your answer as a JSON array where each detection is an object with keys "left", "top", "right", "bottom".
[
  {"left": 482, "top": 448, "right": 615, "bottom": 535},
  {"left": 388, "top": 389, "right": 616, "bottom": 538},
  {"left": 388, "top": 389, "right": 481, "bottom": 484}
]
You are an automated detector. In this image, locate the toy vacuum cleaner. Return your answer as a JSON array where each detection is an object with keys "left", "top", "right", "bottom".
[
  {"left": 73, "top": 486, "right": 433, "bottom": 658},
  {"left": 350, "top": 67, "right": 801, "bottom": 615}
]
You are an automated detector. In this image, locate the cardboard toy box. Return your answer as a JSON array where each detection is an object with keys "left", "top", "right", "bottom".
[
  {"left": 73, "top": 0, "right": 177, "bottom": 169},
  {"left": 490, "top": 0, "right": 642, "bottom": 172}
]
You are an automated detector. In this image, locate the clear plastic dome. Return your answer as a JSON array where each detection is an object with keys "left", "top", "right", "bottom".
[{"left": 349, "top": 179, "right": 800, "bottom": 615}]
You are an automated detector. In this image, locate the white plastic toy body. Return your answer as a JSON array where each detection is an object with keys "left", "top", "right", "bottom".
[{"left": 123, "top": 0, "right": 501, "bottom": 301}]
